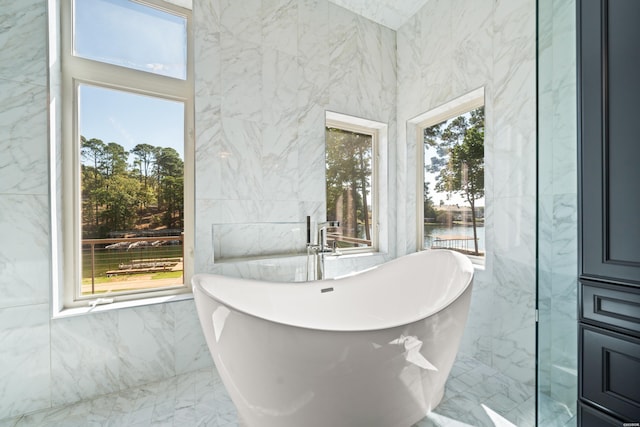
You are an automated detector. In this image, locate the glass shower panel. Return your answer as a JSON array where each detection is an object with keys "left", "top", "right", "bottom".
[{"left": 537, "top": 0, "right": 578, "bottom": 425}]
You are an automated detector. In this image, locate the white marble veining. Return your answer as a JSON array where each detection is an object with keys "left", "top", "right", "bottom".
[
  {"left": 450, "top": 0, "right": 494, "bottom": 97},
  {"left": 220, "top": 0, "right": 262, "bottom": 46},
  {"left": 297, "top": 0, "right": 330, "bottom": 69},
  {"left": 0, "top": 3, "right": 54, "bottom": 420},
  {"left": 48, "top": 301, "right": 213, "bottom": 409},
  {"left": 219, "top": 117, "right": 263, "bottom": 200},
  {"left": 459, "top": 273, "right": 493, "bottom": 366},
  {"left": 220, "top": 38, "right": 263, "bottom": 122},
  {"left": 117, "top": 304, "right": 176, "bottom": 390},
  {"left": 296, "top": 107, "right": 326, "bottom": 202},
  {"left": 0, "top": 0, "right": 47, "bottom": 86},
  {"left": 50, "top": 311, "right": 121, "bottom": 407},
  {"left": 172, "top": 300, "right": 213, "bottom": 375},
  {"left": 0, "top": 80, "right": 48, "bottom": 195},
  {"left": 0, "top": 195, "right": 50, "bottom": 309},
  {"left": 0, "top": 304, "right": 51, "bottom": 420},
  {"left": 262, "top": 48, "right": 300, "bottom": 130},
  {"left": 194, "top": 101, "right": 222, "bottom": 202},
  {"left": 263, "top": 0, "right": 298, "bottom": 56}
]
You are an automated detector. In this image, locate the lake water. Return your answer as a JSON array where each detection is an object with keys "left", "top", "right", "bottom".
[{"left": 424, "top": 224, "right": 485, "bottom": 253}]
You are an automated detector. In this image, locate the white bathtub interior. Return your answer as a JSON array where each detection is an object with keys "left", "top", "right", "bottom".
[{"left": 193, "top": 250, "right": 473, "bottom": 332}]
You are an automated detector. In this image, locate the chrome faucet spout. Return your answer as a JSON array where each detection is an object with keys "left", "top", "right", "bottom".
[
  {"left": 305, "top": 219, "right": 341, "bottom": 280},
  {"left": 317, "top": 220, "right": 340, "bottom": 253}
]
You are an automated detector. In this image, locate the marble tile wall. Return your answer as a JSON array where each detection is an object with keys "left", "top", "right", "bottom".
[
  {"left": 47, "top": 300, "right": 212, "bottom": 410},
  {"left": 396, "top": 0, "right": 537, "bottom": 414},
  {"left": 194, "top": 0, "right": 398, "bottom": 276},
  {"left": 0, "top": 0, "right": 53, "bottom": 419}
]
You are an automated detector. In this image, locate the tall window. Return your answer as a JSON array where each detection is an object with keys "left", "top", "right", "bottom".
[
  {"left": 325, "top": 116, "right": 378, "bottom": 251},
  {"left": 61, "top": 0, "right": 193, "bottom": 308},
  {"left": 417, "top": 90, "right": 485, "bottom": 261}
]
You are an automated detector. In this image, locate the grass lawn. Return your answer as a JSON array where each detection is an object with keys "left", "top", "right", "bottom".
[
  {"left": 82, "top": 245, "right": 183, "bottom": 282},
  {"left": 81, "top": 270, "right": 183, "bottom": 285}
]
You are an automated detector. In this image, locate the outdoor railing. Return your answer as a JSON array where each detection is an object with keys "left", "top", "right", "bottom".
[
  {"left": 82, "top": 235, "right": 183, "bottom": 295},
  {"left": 431, "top": 234, "right": 480, "bottom": 254},
  {"left": 327, "top": 232, "right": 372, "bottom": 248}
]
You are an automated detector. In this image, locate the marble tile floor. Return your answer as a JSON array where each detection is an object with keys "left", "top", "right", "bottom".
[{"left": 1, "top": 353, "right": 570, "bottom": 427}]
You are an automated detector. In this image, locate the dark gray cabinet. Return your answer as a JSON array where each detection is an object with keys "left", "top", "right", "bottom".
[
  {"left": 578, "top": 402, "right": 625, "bottom": 427},
  {"left": 578, "top": 0, "right": 640, "bottom": 424},
  {"left": 579, "top": 0, "right": 640, "bottom": 285}
]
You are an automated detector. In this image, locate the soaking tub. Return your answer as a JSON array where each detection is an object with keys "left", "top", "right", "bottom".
[{"left": 193, "top": 249, "right": 474, "bottom": 427}]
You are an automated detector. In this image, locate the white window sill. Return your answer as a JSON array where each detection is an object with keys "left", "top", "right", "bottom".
[{"left": 52, "top": 292, "right": 194, "bottom": 319}]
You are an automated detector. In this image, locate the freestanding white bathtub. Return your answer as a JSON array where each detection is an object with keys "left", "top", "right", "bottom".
[{"left": 192, "top": 250, "right": 474, "bottom": 427}]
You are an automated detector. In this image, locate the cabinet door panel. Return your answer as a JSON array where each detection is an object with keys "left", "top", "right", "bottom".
[
  {"left": 581, "top": 326, "right": 640, "bottom": 420},
  {"left": 581, "top": 280, "right": 640, "bottom": 337},
  {"left": 579, "top": 0, "right": 640, "bottom": 285},
  {"left": 579, "top": 402, "right": 623, "bottom": 427}
]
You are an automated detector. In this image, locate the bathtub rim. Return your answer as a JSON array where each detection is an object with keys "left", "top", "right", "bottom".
[{"left": 192, "top": 249, "right": 474, "bottom": 333}]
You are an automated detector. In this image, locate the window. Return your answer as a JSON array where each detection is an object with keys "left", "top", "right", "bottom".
[
  {"left": 416, "top": 89, "right": 485, "bottom": 262},
  {"left": 325, "top": 113, "right": 381, "bottom": 252},
  {"left": 60, "top": 0, "right": 193, "bottom": 308}
]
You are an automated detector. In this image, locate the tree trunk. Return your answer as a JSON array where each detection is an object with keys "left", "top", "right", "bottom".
[
  {"left": 469, "top": 197, "right": 479, "bottom": 255},
  {"left": 359, "top": 149, "right": 371, "bottom": 242},
  {"left": 346, "top": 187, "right": 354, "bottom": 240},
  {"left": 352, "top": 182, "right": 358, "bottom": 239}
]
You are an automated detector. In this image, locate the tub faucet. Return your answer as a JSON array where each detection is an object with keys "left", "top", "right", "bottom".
[
  {"left": 318, "top": 220, "right": 341, "bottom": 254},
  {"left": 306, "top": 217, "right": 340, "bottom": 280}
]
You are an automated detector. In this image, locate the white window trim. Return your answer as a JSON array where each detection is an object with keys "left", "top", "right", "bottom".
[
  {"left": 56, "top": 0, "right": 194, "bottom": 311},
  {"left": 412, "top": 87, "right": 485, "bottom": 263},
  {"left": 325, "top": 111, "right": 388, "bottom": 254}
]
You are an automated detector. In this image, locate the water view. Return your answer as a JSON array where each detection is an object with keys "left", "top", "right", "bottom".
[{"left": 424, "top": 224, "right": 485, "bottom": 254}]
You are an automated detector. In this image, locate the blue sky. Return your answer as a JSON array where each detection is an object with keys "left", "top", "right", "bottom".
[
  {"left": 79, "top": 85, "right": 185, "bottom": 159},
  {"left": 75, "top": 0, "right": 186, "bottom": 79},
  {"left": 76, "top": 0, "right": 186, "bottom": 161}
]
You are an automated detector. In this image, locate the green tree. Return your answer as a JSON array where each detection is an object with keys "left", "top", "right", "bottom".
[
  {"left": 423, "top": 182, "right": 437, "bottom": 221},
  {"left": 131, "top": 143, "right": 156, "bottom": 193},
  {"left": 424, "top": 107, "right": 485, "bottom": 254},
  {"left": 81, "top": 137, "right": 106, "bottom": 229},
  {"left": 155, "top": 148, "right": 184, "bottom": 228},
  {"left": 325, "top": 127, "right": 372, "bottom": 244},
  {"left": 79, "top": 134, "right": 184, "bottom": 237},
  {"left": 98, "top": 174, "right": 142, "bottom": 232},
  {"left": 103, "top": 142, "right": 128, "bottom": 178}
]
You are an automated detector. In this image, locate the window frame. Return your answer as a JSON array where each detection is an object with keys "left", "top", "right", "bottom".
[
  {"left": 325, "top": 113, "right": 381, "bottom": 254},
  {"left": 60, "top": 0, "right": 194, "bottom": 308},
  {"left": 414, "top": 88, "right": 485, "bottom": 264}
]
